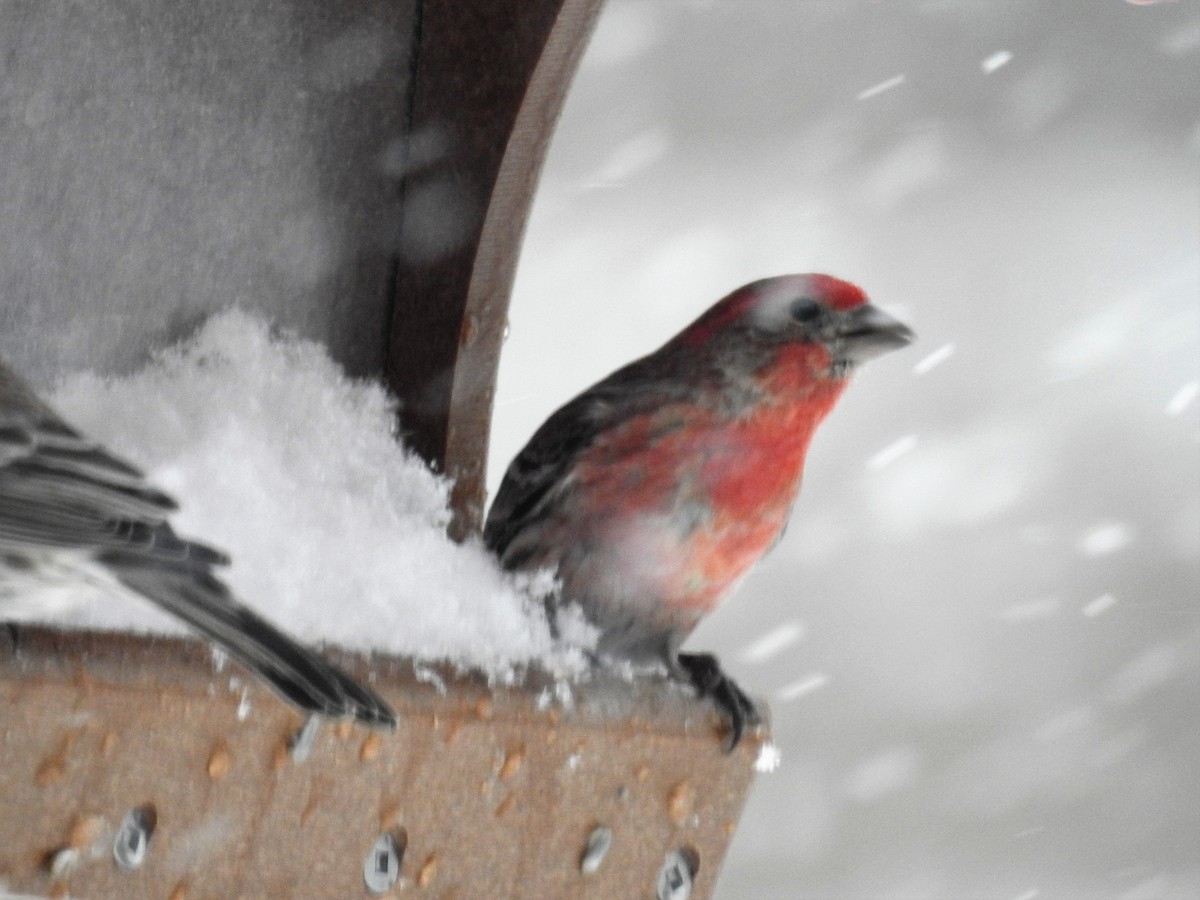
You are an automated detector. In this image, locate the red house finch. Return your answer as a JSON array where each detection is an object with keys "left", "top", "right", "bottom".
[
  {"left": 486, "top": 274, "right": 913, "bottom": 748},
  {"left": 0, "top": 358, "right": 395, "bottom": 728}
]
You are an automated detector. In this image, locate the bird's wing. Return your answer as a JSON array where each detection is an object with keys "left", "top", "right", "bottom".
[
  {"left": 0, "top": 360, "right": 396, "bottom": 728},
  {"left": 101, "top": 554, "right": 396, "bottom": 727},
  {"left": 0, "top": 370, "right": 207, "bottom": 558},
  {"left": 484, "top": 355, "right": 700, "bottom": 563}
]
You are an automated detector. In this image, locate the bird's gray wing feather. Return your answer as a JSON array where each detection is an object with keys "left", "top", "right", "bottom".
[
  {"left": 101, "top": 554, "right": 395, "bottom": 726},
  {"left": 0, "top": 360, "right": 395, "bottom": 728},
  {"left": 483, "top": 354, "right": 700, "bottom": 565}
]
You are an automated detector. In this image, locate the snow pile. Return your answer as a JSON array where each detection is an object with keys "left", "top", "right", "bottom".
[{"left": 48, "top": 308, "right": 594, "bottom": 677}]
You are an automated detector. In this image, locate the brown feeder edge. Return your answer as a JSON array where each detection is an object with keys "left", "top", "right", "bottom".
[{"left": 387, "top": 0, "right": 607, "bottom": 541}]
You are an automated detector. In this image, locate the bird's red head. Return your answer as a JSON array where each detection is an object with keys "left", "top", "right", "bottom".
[{"left": 674, "top": 273, "right": 913, "bottom": 373}]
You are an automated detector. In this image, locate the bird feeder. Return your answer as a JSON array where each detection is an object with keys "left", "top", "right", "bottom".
[{"left": 0, "top": 1, "right": 762, "bottom": 896}]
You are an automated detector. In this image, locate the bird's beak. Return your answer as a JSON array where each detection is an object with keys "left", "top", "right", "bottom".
[{"left": 833, "top": 303, "right": 915, "bottom": 364}]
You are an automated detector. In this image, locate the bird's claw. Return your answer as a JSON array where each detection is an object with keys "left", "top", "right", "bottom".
[{"left": 677, "top": 652, "right": 761, "bottom": 752}]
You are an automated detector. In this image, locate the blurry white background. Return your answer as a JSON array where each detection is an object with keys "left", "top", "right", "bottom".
[{"left": 492, "top": 2, "right": 1200, "bottom": 897}]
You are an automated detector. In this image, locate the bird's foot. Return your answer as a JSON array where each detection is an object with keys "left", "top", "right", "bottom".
[{"left": 676, "top": 652, "right": 761, "bottom": 752}]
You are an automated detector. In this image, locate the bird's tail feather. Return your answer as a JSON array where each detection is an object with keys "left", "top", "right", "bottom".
[{"left": 102, "top": 555, "right": 396, "bottom": 729}]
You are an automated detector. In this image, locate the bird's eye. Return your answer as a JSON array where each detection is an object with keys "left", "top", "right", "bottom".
[{"left": 789, "top": 297, "right": 822, "bottom": 323}]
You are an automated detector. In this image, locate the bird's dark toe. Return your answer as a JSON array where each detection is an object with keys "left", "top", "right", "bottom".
[{"left": 677, "top": 652, "right": 760, "bottom": 752}]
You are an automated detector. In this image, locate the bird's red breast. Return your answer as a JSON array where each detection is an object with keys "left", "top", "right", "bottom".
[{"left": 571, "top": 342, "right": 848, "bottom": 619}]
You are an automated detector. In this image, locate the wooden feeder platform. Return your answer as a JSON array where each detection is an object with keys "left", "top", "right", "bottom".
[{"left": 1, "top": 627, "right": 761, "bottom": 898}]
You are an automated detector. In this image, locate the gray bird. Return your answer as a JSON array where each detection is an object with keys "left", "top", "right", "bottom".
[{"left": 0, "top": 357, "right": 395, "bottom": 728}]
